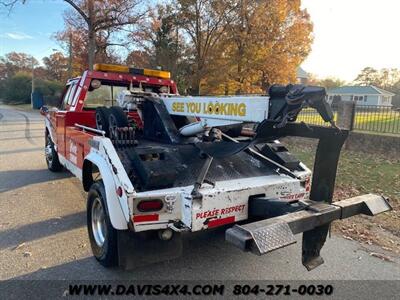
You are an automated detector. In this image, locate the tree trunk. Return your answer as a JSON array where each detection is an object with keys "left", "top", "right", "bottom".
[
  {"left": 88, "top": 27, "right": 96, "bottom": 70},
  {"left": 68, "top": 33, "right": 73, "bottom": 78},
  {"left": 191, "top": 78, "right": 201, "bottom": 96},
  {"left": 87, "top": 0, "right": 95, "bottom": 70}
]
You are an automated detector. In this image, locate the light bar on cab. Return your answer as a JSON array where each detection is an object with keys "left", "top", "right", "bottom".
[
  {"left": 94, "top": 63, "right": 129, "bottom": 73},
  {"left": 93, "top": 63, "right": 171, "bottom": 79}
]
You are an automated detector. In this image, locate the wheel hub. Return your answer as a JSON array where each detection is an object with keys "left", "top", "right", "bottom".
[
  {"left": 91, "top": 197, "right": 107, "bottom": 247},
  {"left": 45, "top": 138, "right": 53, "bottom": 163}
]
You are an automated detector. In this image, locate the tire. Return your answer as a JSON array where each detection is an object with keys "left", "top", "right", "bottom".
[
  {"left": 87, "top": 181, "right": 118, "bottom": 267},
  {"left": 45, "top": 133, "right": 62, "bottom": 172},
  {"left": 108, "top": 107, "right": 128, "bottom": 132},
  {"left": 95, "top": 107, "right": 111, "bottom": 137}
]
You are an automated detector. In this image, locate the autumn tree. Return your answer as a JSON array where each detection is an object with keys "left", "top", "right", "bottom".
[
  {"left": 204, "top": 0, "right": 313, "bottom": 95},
  {"left": 0, "top": 52, "right": 38, "bottom": 79},
  {"left": 130, "top": 4, "right": 192, "bottom": 92},
  {"left": 0, "top": 51, "right": 66, "bottom": 104},
  {"left": 42, "top": 52, "right": 68, "bottom": 82},
  {"left": 354, "top": 67, "right": 380, "bottom": 86},
  {"left": 354, "top": 67, "right": 400, "bottom": 90},
  {"left": 0, "top": 52, "right": 37, "bottom": 102},
  {"left": 57, "top": 0, "right": 148, "bottom": 70},
  {"left": 355, "top": 67, "right": 400, "bottom": 108},
  {"left": 175, "top": 0, "right": 236, "bottom": 95},
  {"left": 308, "top": 75, "right": 346, "bottom": 90},
  {"left": 1, "top": 0, "right": 148, "bottom": 70},
  {"left": 125, "top": 50, "right": 150, "bottom": 68}
]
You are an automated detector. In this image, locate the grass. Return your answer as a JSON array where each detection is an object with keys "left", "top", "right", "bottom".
[
  {"left": 287, "top": 142, "right": 400, "bottom": 253},
  {"left": 291, "top": 146, "right": 399, "bottom": 199},
  {"left": 354, "top": 114, "right": 400, "bottom": 133},
  {"left": 297, "top": 109, "right": 400, "bottom": 135}
]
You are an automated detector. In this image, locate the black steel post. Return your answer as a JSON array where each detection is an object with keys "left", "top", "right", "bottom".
[{"left": 254, "top": 121, "right": 349, "bottom": 270}]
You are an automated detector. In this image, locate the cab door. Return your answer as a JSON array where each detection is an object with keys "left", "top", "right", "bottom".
[
  {"left": 55, "top": 110, "right": 67, "bottom": 157},
  {"left": 54, "top": 81, "right": 78, "bottom": 157}
]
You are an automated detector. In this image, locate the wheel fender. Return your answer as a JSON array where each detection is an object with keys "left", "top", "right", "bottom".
[
  {"left": 45, "top": 117, "right": 55, "bottom": 143},
  {"left": 84, "top": 154, "right": 128, "bottom": 230}
]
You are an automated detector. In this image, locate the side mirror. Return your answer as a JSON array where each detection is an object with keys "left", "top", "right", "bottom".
[{"left": 40, "top": 106, "right": 49, "bottom": 116}]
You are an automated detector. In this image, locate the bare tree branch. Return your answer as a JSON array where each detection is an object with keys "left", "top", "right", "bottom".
[{"left": 63, "top": 0, "right": 89, "bottom": 24}]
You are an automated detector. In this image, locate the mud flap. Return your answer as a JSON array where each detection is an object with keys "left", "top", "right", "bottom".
[
  {"left": 226, "top": 194, "right": 391, "bottom": 269},
  {"left": 117, "top": 230, "right": 183, "bottom": 270}
]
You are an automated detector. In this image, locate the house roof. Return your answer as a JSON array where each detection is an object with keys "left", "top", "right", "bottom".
[
  {"left": 327, "top": 85, "right": 395, "bottom": 96},
  {"left": 296, "top": 67, "right": 308, "bottom": 79}
]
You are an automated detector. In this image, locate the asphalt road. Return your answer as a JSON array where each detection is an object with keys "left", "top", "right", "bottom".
[{"left": 0, "top": 104, "right": 399, "bottom": 282}]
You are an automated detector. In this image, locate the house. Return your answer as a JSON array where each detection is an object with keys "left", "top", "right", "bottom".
[
  {"left": 296, "top": 67, "right": 309, "bottom": 85},
  {"left": 327, "top": 85, "right": 394, "bottom": 106}
]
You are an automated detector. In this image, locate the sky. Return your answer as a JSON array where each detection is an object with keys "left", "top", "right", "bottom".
[
  {"left": 0, "top": 0, "right": 399, "bottom": 82},
  {"left": 0, "top": 0, "right": 66, "bottom": 60},
  {"left": 301, "top": 0, "right": 400, "bottom": 81}
]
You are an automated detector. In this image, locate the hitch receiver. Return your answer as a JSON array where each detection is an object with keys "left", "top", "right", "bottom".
[{"left": 226, "top": 194, "right": 391, "bottom": 270}]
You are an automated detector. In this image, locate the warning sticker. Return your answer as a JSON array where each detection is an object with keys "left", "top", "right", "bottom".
[{"left": 195, "top": 204, "right": 246, "bottom": 219}]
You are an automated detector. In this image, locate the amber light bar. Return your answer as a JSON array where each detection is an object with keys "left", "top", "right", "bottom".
[{"left": 93, "top": 63, "right": 171, "bottom": 79}]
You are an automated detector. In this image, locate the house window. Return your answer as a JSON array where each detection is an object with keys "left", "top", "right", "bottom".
[
  {"left": 382, "top": 96, "right": 390, "bottom": 104},
  {"left": 364, "top": 95, "right": 367, "bottom": 102},
  {"left": 353, "top": 95, "right": 364, "bottom": 102}
]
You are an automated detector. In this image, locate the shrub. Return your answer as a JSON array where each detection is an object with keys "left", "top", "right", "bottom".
[
  {"left": 0, "top": 72, "right": 64, "bottom": 104},
  {"left": 1, "top": 72, "right": 32, "bottom": 103}
]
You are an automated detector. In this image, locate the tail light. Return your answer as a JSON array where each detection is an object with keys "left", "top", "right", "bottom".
[
  {"left": 302, "top": 177, "right": 311, "bottom": 192},
  {"left": 137, "top": 199, "right": 163, "bottom": 212}
]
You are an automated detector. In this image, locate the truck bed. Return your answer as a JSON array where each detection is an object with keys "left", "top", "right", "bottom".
[{"left": 117, "top": 141, "right": 280, "bottom": 191}]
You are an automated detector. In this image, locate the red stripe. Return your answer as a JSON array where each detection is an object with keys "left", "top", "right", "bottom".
[
  {"left": 133, "top": 214, "right": 159, "bottom": 223},
  {"left": 207, "top": 216, "right": 235, "bottom": 228}
]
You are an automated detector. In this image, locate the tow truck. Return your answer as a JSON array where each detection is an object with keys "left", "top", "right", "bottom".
[{"left": 40, "top": 63, "right": 391, "bottom": 270}]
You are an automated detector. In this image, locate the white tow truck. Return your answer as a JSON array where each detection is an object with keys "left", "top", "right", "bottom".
[{"left": 41, "top": 63, "right": 391, "bottom": 270}]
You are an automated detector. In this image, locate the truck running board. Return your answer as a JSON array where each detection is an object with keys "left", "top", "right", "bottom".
[{"left": 226, "top": 194, "right": 391, "bottom": 269}]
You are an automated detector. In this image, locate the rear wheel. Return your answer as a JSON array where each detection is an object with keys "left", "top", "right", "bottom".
[
  {"left": 95, "top": 107, "right": 111, "bottom": 137},
  {"left": 45, "top": 134, "right": 62, "bottom": 172},
  {"left": 87, "top": 181, "right": 118, "bottom": 267},
  {"left": 108, "top": 107, "right": 128, "bottom": 131},
  {"left": 108, "top": 107, "right": 129, "bottom": 140}
]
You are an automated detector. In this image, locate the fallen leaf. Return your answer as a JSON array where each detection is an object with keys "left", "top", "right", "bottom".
[
  {"left": 370, "top": 252, "right": 394, "bottom": 262},
  {"left": 23, "top": 251, "right": 32, "bottom": 257},
  {"left": 13, "top": 242, "right": 26, "bottom": 251}
]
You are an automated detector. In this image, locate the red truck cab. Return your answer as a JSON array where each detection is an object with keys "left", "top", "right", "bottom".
[{"left": 45, "top": 64, "right": 177, "bottom": 172}]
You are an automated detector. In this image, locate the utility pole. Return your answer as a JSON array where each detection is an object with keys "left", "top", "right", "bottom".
[
  {"left": 68, "top": 32, "right": 73, "bottom": 78},
  {"left": 31, "top": 58, "right": 35, "bottom": 108}
]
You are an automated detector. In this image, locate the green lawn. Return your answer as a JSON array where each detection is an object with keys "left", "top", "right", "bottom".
[
  {"left": 297, "top": 109, "right": 400, "bottom": 134},
  {"left": 291, "top": 146, "right": 399, "bottom": 200}
]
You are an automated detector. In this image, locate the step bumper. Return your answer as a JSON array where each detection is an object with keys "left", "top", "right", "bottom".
[{"left": 226, "top": 194, "right": 391, "bottom": 255}]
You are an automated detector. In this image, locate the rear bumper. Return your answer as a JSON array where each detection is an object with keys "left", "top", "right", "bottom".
[
  {"left": 131, "top": 174, "right": 311, "bottom": 232},
  {"left": 226, "top": 194, "right": 391, "bottom": 266}
]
